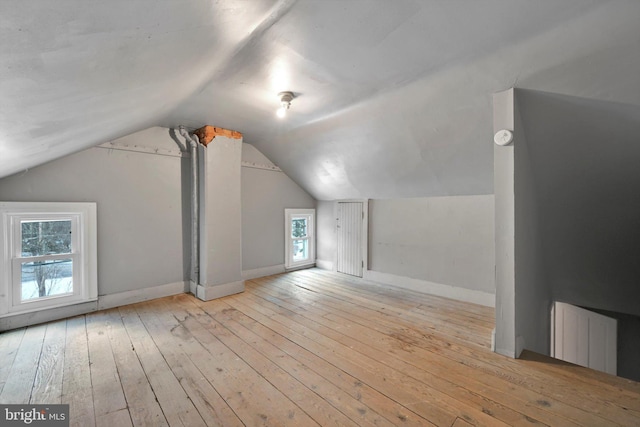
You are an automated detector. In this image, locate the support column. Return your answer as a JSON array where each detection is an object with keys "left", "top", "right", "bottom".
[
  {"left": 194, "top": 127, "right": 244, "bottom": 300},
  {"left": 493, "top": 88, "right": 517, "bottom": 357}
]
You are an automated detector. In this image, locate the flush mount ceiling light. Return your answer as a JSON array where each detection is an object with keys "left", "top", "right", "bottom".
[{"left": 276, "top": 91, "right": 294, "bottom": 118}]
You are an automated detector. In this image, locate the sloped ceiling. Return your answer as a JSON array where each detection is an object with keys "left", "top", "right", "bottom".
[{"left": 2, "top": 1, "right": 639, "bottom": 200}]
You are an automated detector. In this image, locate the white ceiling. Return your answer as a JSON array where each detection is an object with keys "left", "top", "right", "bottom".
[{"left": 2, "top": 1, "right": 639, "bottom": 200}]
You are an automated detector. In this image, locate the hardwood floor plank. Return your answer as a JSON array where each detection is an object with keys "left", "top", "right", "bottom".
[
  {"left": 245, "top": 279, "right": 568, "bottom": 426},
  {"left": 121, "top": 303, "right": 243, "bottom": 427},
  {"left": 96, "top": 408, "right": 133, "bottom": 427},
  {"left": 270, "top": 274, "right": 490, "bottom": 347},
  {"left": 30, "top": 319, "right": 66, "bottom": 404},
  {"left": 117, "top": 305, "right": 207, "bottom": 427},
  {"left": 0, "top": 269, "right": 637, "bottom": 427},
  {"left": 308, "top": 269, "right": 495, "bottom": 321},
  {"left": 305, "top": 270, "right": 496, "bottom": 333},
  {"left": 86, "top": 311, "right": 129, "bottom": 418},
  {"left": 62, "top": 316, "right": 96, "bottom": 427},
  {"left": 261, "top": 273, "right": 492, "bottom": 350},
  {"left": 141, "top": 297, "right": 322, "bottom": 426},
  {"left": 172, "top": 294, "right": 390, "bottom": 427},
  {"left": 274, "top": 272, "right": 640, "bottom": 423},
  {"left": 0, "top": 327, "right": 26, "bottom": 395},
  {"left": 301, "top": 269, "right": 496, "bottom": 324},
  {"left": 278, "top": 272, "right": 640, "bottom": 412},
  {"left": 0, "top": 324, "right": 46, "bottom": 404},
  {"left": 452, "top": 417, "right": 475, "bottom": 427},
  {"left": 193, "top": 296, "right": 435, "bottom": 427},
  {"left": 223, "top": 293, "right": 504, "bottom": 426},
  {"left": 519, "top": 350, "right": 640, "bottom": 395},
  {"left": 247, "top": 275, "right": 622, "bottom": 426},
  {"left": 102, "top": 309, "right": 169, "bottom": 427},
  {"left": 255, "top": 276, "right": 633, "bottom": 425}
]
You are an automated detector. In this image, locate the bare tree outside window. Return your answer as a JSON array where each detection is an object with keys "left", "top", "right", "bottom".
[
  {"left": 291, "top": 218, "right": 309, "bottom": 262},
  {"left": 21, "top": 220, "right": 73, "bottom": 299}
]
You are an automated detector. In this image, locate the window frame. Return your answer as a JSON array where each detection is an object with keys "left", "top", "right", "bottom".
[
  {"left": 0, "top": 202, "right": 97, "bottom": 316},
  {"left": 284, "top": 208, "right": 315, "bottom": 270}
]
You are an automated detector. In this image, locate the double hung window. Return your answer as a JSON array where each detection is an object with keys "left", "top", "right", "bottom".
[
  {"left": 1, "top": 202, "right": 97, "bottom": 316},
  {"left": 285, "top": 209, "right": 315, "bottom": 269}
]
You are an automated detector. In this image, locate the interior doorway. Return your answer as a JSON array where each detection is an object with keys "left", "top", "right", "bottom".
[{"left": 336, "top": 202, "right": 364, "bottom": 277}]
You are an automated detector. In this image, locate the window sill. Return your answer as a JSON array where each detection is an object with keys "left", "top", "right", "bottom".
[
  {"left": 0, "top": 297, "right": 99, "bottom": 318},
  {"left": 285, "top": 262, "right": 316, "bottom": 272}
]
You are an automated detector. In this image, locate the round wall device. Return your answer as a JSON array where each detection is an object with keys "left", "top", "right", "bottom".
[{"left": 494, "top": 129, "right": 513, "bottom": 146}]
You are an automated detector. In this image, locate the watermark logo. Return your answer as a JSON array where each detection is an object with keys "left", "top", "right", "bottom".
[{"left": 1, "top": 405, "right": 69, "bottom": 426}]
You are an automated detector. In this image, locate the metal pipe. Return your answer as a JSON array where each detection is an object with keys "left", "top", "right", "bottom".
[{"left": 178, "top": 126, "right": 200, "bottom": 286}]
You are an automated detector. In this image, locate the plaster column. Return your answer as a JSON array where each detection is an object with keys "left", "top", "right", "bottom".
[
  {"left": 493, "top": 88, "right": 517, "bottom": 357},
  {"left": 195, "top": 130, "right": 245, "bottom": 300}
]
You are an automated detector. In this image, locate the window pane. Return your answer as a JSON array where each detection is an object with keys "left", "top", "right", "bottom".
[
  {"left": 21, "top": 259, "right": 73, "bottom": 301},
  {"left": 291, "top": 218, "right": 307, "bottom": 238},
  {"left": 292, "top": 239, "right": 309, "bottom": 262},
  {"left": 21, "top": 220, "right": 72, "bottom": 256}
]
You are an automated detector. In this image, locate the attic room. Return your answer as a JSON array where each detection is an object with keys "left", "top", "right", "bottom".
[{"left": 1, "top": 1, "right": 640, "bottom": 426}]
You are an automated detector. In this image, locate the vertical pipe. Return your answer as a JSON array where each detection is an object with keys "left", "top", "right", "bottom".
[{"left": 178, "top": 126, "right": 199, "bottom": 285}]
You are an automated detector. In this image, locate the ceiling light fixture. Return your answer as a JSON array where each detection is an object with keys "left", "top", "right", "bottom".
[{"left": 276, "top": 91, "right": 294, "bottom": 118}]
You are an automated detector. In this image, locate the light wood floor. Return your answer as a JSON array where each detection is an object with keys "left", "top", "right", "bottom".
[{"left": 1, "top": 269, "right": 639, "bottom": 426}]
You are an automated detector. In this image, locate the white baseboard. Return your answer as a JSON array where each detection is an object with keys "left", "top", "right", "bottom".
[
  {"left": 195, "top": 280, "right": 245, "bottom": 301},
  {"left": 364, "top": 270, "right": 495, "bottom": 308},
  {"left": 285, "top": 263, "right": 315, "bottom": 273},
  {"left": 242, "top": 264, "right": 285, "bottom": 280},
  {"left": 0, "top": 280, "right": 189, "bottom": 331},
  {"left": 0, "top": 300, "right": 98, "bottom": 331},
  {"left": 494, "top": 337, "right": 526, "bottom": 359},
  {"left": 495, "top": 347, "right": 517, "bottom": 358},
  {"left": 98, "top": 281, "right": 189, "bottom": 311},
  {"left": 316, "top": 259, "right": 334, "bottom": 271}
]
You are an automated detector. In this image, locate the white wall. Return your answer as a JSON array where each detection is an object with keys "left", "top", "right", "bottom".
[
  {"left": 369, "top": 196, "right": 494, "bottom": 294},
  {"left": 316, "top": 200, "right": 337, "bottom": 270},
  {"left": 495, "top": 89, "right": 640, "bottom": 359},
  {"left": 0, "top": 127, "right": 189, "bottom": 296},
  {"left": 199, "top": 135, "right": 243, "bottom": 292},
  {"left": 241, "top": 144, "right": 315, "bottom": 272},
  {"left": 519, "top": 90, "right": 640, "bottom": 318},
  {"left": 316, "top": 196, "right": 495, "bottom": 306},
  {"left": 494, "top": 87, "right": 554, "bottom": 358},
  {"left": 493, "top": 88, "right": 517, "bottom": 357},
  {"left": 513, "top": 93, "right": 551, "bottom": 356}
]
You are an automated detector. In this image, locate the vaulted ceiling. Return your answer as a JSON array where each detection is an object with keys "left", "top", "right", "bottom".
[{"left": 2, "top": 1, "right": 639, "bottom": 200}]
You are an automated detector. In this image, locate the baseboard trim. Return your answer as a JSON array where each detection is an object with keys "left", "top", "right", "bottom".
[
  {"left": 0, "top": 300, "right": 98, "bottom": 331},
  {"left": 242, "top": 264, "right": 285, "bottom": 280},
  {"left": 316, "top": 259, "right": 334, "bottom": 271},
  {"left": 364, "top": 270, "right": 495, "bottom": 307},
  {"left": 98, "top": 281, "right": 189, "bottom": 311},
  {"left": 0, "top": 281, "right": 190, "bottom": 331},
  {"left": 285, "top": 263, "right": 315, "bottom": 273},
  {"left": 195, "top": 280, "right": 245, "bottom": 301}
]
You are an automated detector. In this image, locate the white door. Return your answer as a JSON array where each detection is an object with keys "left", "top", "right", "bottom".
[
  {"left": 551, "top": 302, "right": 617, "bottom": 375},
  {"left": 336, "top": 202, "right": 363, "bottom": 277}
]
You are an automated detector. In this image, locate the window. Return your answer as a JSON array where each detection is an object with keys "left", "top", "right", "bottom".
[
  {"left": 285, "top": 209, "right": 315, "bottom": 269},
  {"left": 1, "top": 202, "right": 97, "bottom": 316}
]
